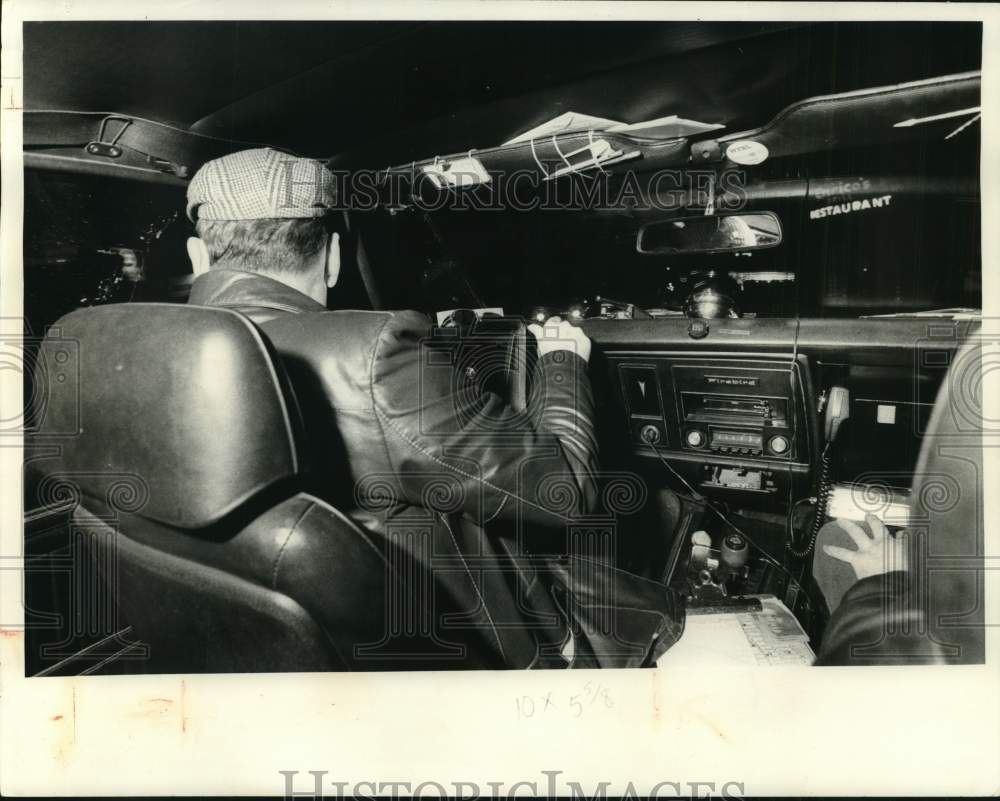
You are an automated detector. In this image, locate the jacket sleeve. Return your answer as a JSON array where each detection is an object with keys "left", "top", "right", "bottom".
[
  {"left": 368, "top": 310, "right": 599, "bottom": 527},
  {"left": 815, "top": 570, "right": 948, "bottom": 665}
]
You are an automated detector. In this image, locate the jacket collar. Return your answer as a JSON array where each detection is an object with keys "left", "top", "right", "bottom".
[{"left": 188, "top": 268, "right": 326, "bottom": 314}]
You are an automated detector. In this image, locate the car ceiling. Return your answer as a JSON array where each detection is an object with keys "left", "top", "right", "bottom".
[{"left": 24, "top": 20, "right": 982, "bottom": 165}]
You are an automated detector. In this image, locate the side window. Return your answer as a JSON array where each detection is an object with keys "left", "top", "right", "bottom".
[
  {"left": 24, "top": 170, "right": 187, "bottom": 334},
  {"left": 813, "top": 196, "right": 981, "bottom": 314}
]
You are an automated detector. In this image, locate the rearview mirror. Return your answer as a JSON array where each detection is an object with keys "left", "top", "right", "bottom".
[{"left": 636, "top": 212, "right": 782, "bottom": 255}]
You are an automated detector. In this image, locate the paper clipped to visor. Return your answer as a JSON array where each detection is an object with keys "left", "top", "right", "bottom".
[
  {"left": 504, "top": 111, "right": 724, "bottom": 145},
  {"left": 421, "top": 156, "right": 492, "bottom": 189}
]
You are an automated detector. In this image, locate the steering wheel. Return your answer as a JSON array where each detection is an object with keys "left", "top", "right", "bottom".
[{"left": 447, "top": 314, "right": 533, "bottom": 413}]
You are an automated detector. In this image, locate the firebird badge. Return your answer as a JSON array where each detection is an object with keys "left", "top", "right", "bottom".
[{"left": 705, "top": 376, "right": 760, "bottom": 387}]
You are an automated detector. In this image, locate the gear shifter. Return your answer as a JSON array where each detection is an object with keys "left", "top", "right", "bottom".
[{"left": 686, "top": 528, "right": 753, "bottom": 605}]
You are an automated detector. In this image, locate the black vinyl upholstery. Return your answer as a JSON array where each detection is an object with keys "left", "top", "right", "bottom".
[
  {"left": 908, "top": 338, "right": 985, "bottom": 663},
  {"left": 32, "top": 304, "right": 398, "bottom": 672},
  {"left": 36, "top": 304, "right": 301, "bottom": 529}
]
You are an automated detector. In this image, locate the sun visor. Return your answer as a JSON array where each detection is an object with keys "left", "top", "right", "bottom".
[
  {"left": 376, "top": 130, "right": 692, "bottom": 202},
  {"left": 23, "top": 110, "right": 276, "bottom": 183},
  {"left": 717, "top": 71, "right": 981, "bottom": 164}
]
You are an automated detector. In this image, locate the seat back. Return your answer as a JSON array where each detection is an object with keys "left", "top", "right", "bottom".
[
  {"left": 908, "top": 337, "right": 985, "bottom": 663},
  {"left": 818, "top": 336, "right": 985, "bottom": 665},
  {"left": 31, "top": 304, "right": 394, "bottom": 672}
]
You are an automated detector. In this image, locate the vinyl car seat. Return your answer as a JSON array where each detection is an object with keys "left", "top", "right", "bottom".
[{"left": 30, "top": 303, "right": 408, "bottom": 672}]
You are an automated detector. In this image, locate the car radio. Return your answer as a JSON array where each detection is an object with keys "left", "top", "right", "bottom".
[
  {"left": 698, "top": 396, "right": 774, "bottom": 418},
  {"left": 611, "top": 354, "right": 813, "bottom": 503},
  {"left": 710, "top": 429, "right": 763, "bottom": 453},
  {"left": 680, "top": 391, "right": 794, "bottom": 459}
]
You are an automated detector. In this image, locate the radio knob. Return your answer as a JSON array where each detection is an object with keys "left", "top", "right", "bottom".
[
  {"left": 769, "top": 435, "right": 789, "bottom": 454},
  {"left": 685, "top": 429, "right": 705, "bottom": 448}
]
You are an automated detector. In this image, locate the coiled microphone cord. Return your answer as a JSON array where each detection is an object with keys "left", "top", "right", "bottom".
[{"left": 786, "top": 443, "right": 833, "bottom": 558}]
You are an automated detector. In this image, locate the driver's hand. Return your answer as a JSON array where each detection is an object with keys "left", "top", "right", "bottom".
[
  {"left": 822, "top": 513, "right": 909, "bottom": 581},
  {"left": 528, "top": 316, "right": 592, "bottom": 363}
]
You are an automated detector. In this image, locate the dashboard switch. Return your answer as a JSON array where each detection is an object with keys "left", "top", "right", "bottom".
[
  {"left": 685, "top": 429, "right": 706, "bottom": 448},
  {"left": 768, "top": 434, "right": 790, "bottom": 455},
  {"left": 640, "top": 424, "right": 662, "bottom": 445}
]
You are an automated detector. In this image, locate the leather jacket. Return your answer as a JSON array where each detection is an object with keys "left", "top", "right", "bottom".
[
  {"left": 188, "top": 269, "right": 600, "bottom": 523},
  {"left": 188, "top": 268, "right": 617, "bottom": 668},
  {"left": 815, "top": 570, "right": 955, "bottom": 665}
]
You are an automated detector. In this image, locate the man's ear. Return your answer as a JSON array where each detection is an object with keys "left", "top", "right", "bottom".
[
  {"left": 186, "top": 237, "right": 211, "bottom": 277},
  {"left": 325, "top": 232, "right": 341, "bottom": 289}
]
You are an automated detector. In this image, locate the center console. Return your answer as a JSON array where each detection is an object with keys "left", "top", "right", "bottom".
[{"left": 606, "top": 352, "right": 818, "bottom": 506}]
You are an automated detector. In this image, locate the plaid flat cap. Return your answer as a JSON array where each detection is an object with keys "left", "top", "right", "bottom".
[{"left": 186, "top": 148, "right": 338, "bottom": 222}]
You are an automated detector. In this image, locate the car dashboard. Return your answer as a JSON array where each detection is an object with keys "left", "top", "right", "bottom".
[{"left": 605, "top": 350, "right": 816, "bottom": 505}]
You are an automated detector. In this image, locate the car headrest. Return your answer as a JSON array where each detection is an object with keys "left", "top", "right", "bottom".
[{"left": 33, "top": 304, "right": 300, "bottom": 529}]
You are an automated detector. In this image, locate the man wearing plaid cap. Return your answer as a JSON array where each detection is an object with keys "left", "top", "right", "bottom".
[
  {"left": 186, "top": 148, "right": 343, "bottom": 312},
  {"left": 185, "top": 148, "right": 683, "bottom": 670}
]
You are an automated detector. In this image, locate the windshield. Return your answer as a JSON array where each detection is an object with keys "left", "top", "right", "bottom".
[{"left": 376, "top": 138, "right": 980, "bottom": 320}]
